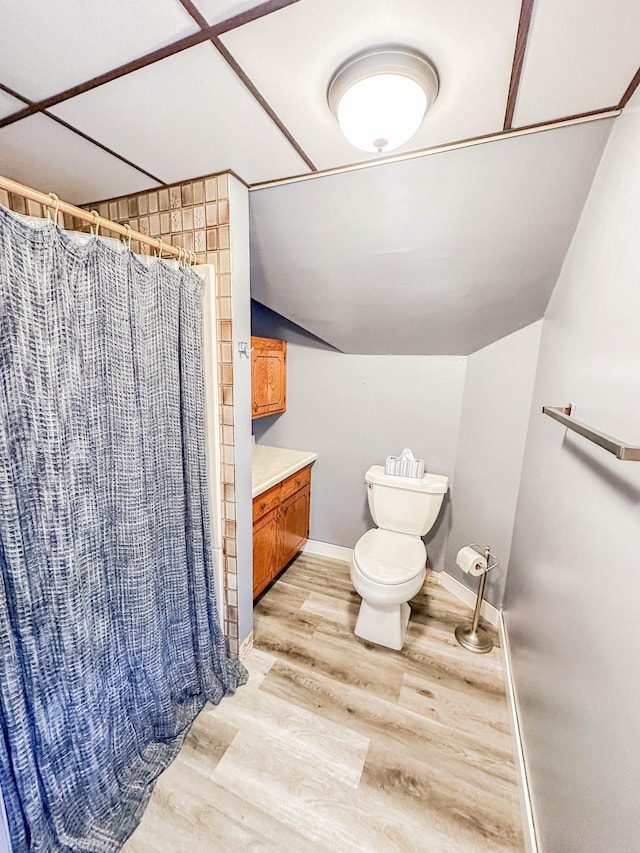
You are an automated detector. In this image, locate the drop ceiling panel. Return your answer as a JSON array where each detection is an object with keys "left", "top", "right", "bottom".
[
  {"left": 51, "top": 42, "right": 310, "bottom": 185},
  {"left": 0, "top": 114, "right": 160, "bottom": 205},
  {"left": 250, "top": 119, "right": 613, "bottom": 355},
  {"left": 0, "top": 90, "right": 25, "bottom": 121},
  {"left": 221, "top": 0, "right": 521, "bottom": 170},
  {"left": 194, "top": 0, "right": 269, "bottom": 25},
  {"left": 513, "top": 0, "right": 640, "bottom": 126},
  {"left": 0, "top": 0, "right": 199, "bottom": 100}
]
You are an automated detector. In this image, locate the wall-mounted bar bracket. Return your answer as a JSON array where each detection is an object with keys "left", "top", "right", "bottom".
[{"left": 543, "top": 405, "right": 640, "bottom": 461}]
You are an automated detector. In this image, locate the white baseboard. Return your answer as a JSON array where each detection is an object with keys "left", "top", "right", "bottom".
[
  {"left": 302, "top": 539, "right": 354, "bottom": 562},
  {"left": 500, "top": 613, "right": 538, "bottom": 853},
  {"left": 238, "top": 631, "right": 254, "bottom": 661},
  {"left": 438, "top": 571, "right": 501, "bottom": 628}
]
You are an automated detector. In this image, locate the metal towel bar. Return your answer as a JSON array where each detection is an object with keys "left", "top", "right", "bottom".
[{"left": 542, "top": 405, "right": 640, "bottom": 461}]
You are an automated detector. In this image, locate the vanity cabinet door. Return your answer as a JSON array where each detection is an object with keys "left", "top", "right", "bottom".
[
  {"left": 281, "top": 484, "right": 310, "bottom": 568},
  {"left": 253, "top": 506, "right": 281, "bottom": 599},
  {"left": 251, "top": 337, "right": 286, "bottom": 419}
]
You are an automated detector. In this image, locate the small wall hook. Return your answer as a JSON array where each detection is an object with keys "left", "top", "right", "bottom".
[{"left": 238, "top": 342, "right": 254, "bottom": 358}]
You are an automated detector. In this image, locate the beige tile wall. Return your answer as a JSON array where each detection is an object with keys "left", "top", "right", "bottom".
[{"left": 0, "top": 172, "right": 241, "bottom": 656}]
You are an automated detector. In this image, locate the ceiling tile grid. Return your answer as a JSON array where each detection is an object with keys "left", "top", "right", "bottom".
[
  {"left": 626, "top": 83, "right": 640, "bottom": 112},
  {"left": 0, "top": 89, "right": 26, "bottom": 122},
  {"left": 220, "top": 0, "right": 523, "bottom": 170},
  {"left": 0, "top": 0, "right": 637, "bottom": 199},
  {"left": 194, "top": 0, "right": 269, "bottom": 25},
  {"left": 0, "top": 114, "right": 160, "bottom": 205},
  {"left": 49, "top": 42, "right": 310, "bottom": 187},
  {"left": 0, "top": 0, "right": 199, "bottom": 101},
  {"left": 513, "top": 0, "right": 640, "bottom": 126}
]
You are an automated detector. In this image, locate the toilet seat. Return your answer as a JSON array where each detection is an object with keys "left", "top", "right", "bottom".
[{"left": 353, "top": 529, "right": 426, "bottom": 585}]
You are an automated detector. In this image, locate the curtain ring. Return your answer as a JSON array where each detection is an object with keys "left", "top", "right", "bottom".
[
  {"left": 46, "top": 192, "right": 60, "bottom": 224},
  {"left": 90, "top": 210, "right": 100, "bottom": 237},
  {"left": 122, "top": 224, "right": 132, "bottom": 251},
  {"left": 156, "top": 237, "right": 163, "bottom": 259},
  {"left": 190, "top": 250, "right": 196, "bottom": 268}
]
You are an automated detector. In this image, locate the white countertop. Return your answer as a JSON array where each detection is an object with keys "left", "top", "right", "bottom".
[{"left": 252, "top": 444, "right": 317, "bottom": 498}]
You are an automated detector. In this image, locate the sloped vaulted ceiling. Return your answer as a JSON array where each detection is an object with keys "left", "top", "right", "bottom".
[{"left": 250, "top": 118, "right": 614, "bottom": 355}]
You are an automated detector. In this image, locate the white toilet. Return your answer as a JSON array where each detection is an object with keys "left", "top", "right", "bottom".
[{"left": 351, "top": 465, "right": 449, "bottom": 650}]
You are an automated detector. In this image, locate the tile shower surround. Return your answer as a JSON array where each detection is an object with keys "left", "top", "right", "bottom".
[{"left": 0, "top": 172, "right": 241, "bottom": 657}]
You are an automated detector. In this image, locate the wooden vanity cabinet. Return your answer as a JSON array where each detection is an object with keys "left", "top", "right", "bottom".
[
  {"left": 252, "top": 506, "right": 280, "bottom": 600},
  {"left": 253, "top": 465, "right": 311, "bottom": 599},
  {"left": 251, "top": 336, "right": 286, "bottom": 419},
  {"left": 281, "top": 485, "right": 311, "bottom": 567}
]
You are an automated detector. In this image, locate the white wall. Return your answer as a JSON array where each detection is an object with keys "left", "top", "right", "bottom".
[
  {"left": 445, "top": 321, "right": 542, "bottom": 606},
  {"left": 505, "top": 108, "right": 640, "bottom": 852},
  {"left": 252, "top": 306, "right": 466, "bottom": 571}
]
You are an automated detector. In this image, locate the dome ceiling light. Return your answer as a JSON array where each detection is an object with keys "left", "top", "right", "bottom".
[{"left": 327, "top": 45, "right": 439, "bottom": 155}]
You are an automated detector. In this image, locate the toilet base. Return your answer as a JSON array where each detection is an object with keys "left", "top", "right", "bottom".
[{"left": 354, "top": 599, "right": 411, "bottom": 651}]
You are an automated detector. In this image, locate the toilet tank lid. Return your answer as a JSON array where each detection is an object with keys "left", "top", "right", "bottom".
[{"left": 365, "top": 465, "right": 449, "bottom": 494}]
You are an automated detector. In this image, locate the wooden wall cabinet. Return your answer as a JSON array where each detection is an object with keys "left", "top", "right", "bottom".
[
  {"left": 251, "top": 336, "right": 286, "bottom": 419},
  {"left": 253, "top": 465, "right": 311, "bottom": 599}
]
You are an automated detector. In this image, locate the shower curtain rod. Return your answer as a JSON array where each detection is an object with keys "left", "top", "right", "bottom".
[{"left": 0, "top": 174, "right": 197, "bottom": 263}]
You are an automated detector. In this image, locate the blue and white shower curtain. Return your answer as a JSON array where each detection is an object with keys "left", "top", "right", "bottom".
[{"left": 0, "top": 206, "right": 246, "bottom": 851}]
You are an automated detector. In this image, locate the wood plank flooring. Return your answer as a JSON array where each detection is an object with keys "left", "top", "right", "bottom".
[{"left": 124, "top": 554, "right": 524, "bottom": 852}]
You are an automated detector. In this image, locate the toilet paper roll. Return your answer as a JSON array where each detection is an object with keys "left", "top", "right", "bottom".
[{"left": 456, "top": 546, "right": 488, "bottom": 577}]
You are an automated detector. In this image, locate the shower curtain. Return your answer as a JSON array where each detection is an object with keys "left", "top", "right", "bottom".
[{"left": 0, "top": 206, "right": 246, "bottom": 852}]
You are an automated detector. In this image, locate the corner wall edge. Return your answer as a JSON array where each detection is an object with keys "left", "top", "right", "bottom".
[{"left": 438, "top": 570, "right": 501, "bottom": 627}]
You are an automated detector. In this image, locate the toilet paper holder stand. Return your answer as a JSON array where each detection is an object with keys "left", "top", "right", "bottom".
[{"left": 455, "top": 544, "right": 500, "bottom": 654}]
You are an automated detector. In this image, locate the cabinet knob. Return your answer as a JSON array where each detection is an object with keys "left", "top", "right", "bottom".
[{"left": 260, "top": 502, "right": 267, "bottom": 511}]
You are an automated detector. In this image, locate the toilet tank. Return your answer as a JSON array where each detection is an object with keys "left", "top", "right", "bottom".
[{"left": 365, "top": 465, "right": 448, "bottom": 536}]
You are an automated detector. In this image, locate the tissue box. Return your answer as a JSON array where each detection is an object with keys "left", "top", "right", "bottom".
[{"left": 385, "top": 449, "right": 425, "bottom": 479}]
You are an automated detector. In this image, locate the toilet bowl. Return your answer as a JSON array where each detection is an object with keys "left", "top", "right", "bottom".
[{"left": 351, "top": 465, "right": 448, "bottom": 650}]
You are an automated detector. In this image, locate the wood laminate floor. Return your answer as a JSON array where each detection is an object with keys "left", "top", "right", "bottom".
[{"left": 124, "top": 554, "right": 525, "bottom": 852}]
